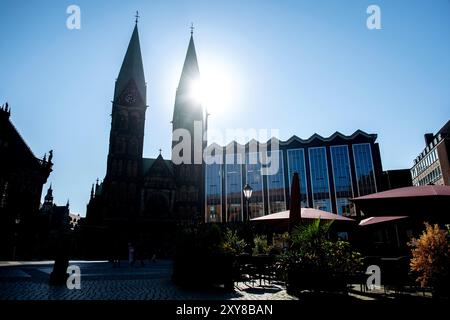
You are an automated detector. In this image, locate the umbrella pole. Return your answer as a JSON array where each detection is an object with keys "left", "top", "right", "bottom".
[{"left": 394, "top": 224, "right": 400, "bottom": 248}]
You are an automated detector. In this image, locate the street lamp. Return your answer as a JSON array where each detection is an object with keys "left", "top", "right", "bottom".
[
  {"left": 209, "top": 206, "right": 216, "bottom": 222},
  {"left": 243, "top": 184, "right": 253, "bottom": 222}
]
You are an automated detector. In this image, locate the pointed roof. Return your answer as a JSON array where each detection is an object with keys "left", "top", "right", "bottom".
[
  {"left": 114, "top": 24, "right": 146, "bottom": 101},
  {"left": 142, "top": 155, "right": 174, "bottom": 177},
  {"left": 0, "top": 107, "right": 45, "bottom": 170},
  {"left": 173, "top": 34, "right": 201, "bottom": 123},
  {"left": 44, "top": 184, "right": 53, "bottom": 202},
  {"left": 178, "top": 34, "right": 200, "bottom": 91}
]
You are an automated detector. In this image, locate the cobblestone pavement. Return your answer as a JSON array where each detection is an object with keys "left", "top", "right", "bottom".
[{"left": 0, "top": 260, "right": 297, "bottom": 300}]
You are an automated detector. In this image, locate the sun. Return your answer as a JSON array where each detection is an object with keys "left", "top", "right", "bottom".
[{"left": 189, "top": 60, "right": 236, "bottom": 116}]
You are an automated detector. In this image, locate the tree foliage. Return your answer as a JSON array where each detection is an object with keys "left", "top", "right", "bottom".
[
  {"left": 409, "top": 222, "right": 449, "bottom": 289},
  {"left": 280, "top": 219, "right": 362, "bottom": 293},
  {"left": 222, "top": 229, "right": 246, "bottom": 256}
]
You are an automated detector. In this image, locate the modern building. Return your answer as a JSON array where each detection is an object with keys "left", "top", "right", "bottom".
[
  {"left": 205, "top": 131, "right": 384, "bottom": 222},
  {"left": 411, "top": 120, "right": 450, "bottom": 186},
  {"left": 0, "top": 103, "right": 53, "bottom": 259}
]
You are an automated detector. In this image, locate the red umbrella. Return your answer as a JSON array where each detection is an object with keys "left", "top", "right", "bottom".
[
  {"left": 351, "top": 185, "right": 450, "bottom": 223},
  {"left": 251, "top": 208, "right": 355, "bottom": 223},
  {"left": 359, "top": 216, "right": 408, "bottom": 226},
  {"left": 288, "top": 172, "right": 301, "bottom": 233}
]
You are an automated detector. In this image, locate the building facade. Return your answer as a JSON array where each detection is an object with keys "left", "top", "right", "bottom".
[
  {"left": 411, "top": 120, "right": 450, "bottom": 186},
  {"left": 36, "top": 185, "right": 72, "bottom": 258},
  {"left": 0, "top": 103, "right": 52, "bottom": 259},
  {"left": 86, "top": 22, "right": 206, "bottom": 242},
  {"left": 205, "top": 131, "right": 384, "bottom": 222},
  {"left": 85, "top": 21, "right": 386, "bottom": 246}
]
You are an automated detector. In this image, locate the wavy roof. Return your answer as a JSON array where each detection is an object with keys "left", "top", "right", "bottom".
[{"left": 206, "top": 129, "right": 377, "bottom": 150}]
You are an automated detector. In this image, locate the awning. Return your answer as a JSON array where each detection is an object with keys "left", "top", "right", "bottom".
[
  {"left": 350, "top": 185, "right": 450, "bottom": 222},
  {"left": 352, "top": 185, "right": 450, "bottom": 201},
  {"left": 251, "top": 208, "right": 355, "bottom": 222},
  {"left": 359, "top": 216, "right": 408, "bottom": 226}
]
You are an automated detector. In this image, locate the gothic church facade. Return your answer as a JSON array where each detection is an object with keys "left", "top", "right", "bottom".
[{"left": 86, "top": 22, "right": 207, "bottom": 235}]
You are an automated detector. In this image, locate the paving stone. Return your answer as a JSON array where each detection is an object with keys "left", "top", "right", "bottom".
[{"left": 0, "top": 260, "right": 296, "bottom": 300}]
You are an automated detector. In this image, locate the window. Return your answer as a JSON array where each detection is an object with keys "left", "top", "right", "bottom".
[
  {"left": 287, "top": 149, "right": 308, "bottom": 207},
  {"left": 266, "top": 150, "right": 286, "bottom": 214},
  {"left": 309, "top": 147, "right": 332, "bottom": 212},
  {"left": 331, "top": 145, "right": 354, "bottom": 216},
  {"left": 205, "top": 159, "right": 222, "bottom": 223},
  {"left": 225, "top": 153, "right": 243, "bottom": 222},
  {"left": 245, "top": 152, "right": 265, "bottom": 218},
  {"left": 353, "top": 143, "right": 377, "bottom": 196}
]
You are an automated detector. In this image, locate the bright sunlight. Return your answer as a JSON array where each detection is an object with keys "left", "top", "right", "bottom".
[{"left": 189, "top": 60, "right": 237, "bottom": 115}]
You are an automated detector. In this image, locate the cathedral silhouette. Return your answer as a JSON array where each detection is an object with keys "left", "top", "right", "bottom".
[{"left": 85, "top": 21, "right": 207, "bottom": 254}]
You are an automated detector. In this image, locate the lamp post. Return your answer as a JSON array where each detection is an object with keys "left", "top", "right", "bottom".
[
  {"left": 243, "top": 184, "right": 253, "bottom": 222},
  {"left": 209, "top": 206, "right": 216, "bottom": 222}
]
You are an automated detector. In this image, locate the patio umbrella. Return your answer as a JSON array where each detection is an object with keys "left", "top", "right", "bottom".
[
  {"left": 288, "top": 172, "right": 301, "bottom": 233},
  {"left": 359, "top": 216, "right": 408, "bottom": 249},
  {"left": 251, "top": 208, "right": 355, "bottom": 224},
  {"left": 359, "top": 216, "right": 408, "bottom": 227},
  {"left": 351, "top": 185, "right": 450, "bottom": 223}
]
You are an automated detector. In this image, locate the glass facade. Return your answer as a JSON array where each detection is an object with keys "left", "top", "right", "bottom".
[
  {"left": 266, "top": 150, "right": 286, "bottom": 214},
  {"left": 225, "top": 153, "right": 243, "bottom": 222},
  {"left": 204, "top": 134, "right": 381, "bottom": 221},
  {"left": 353, "top": 143, "right": 377, "bottom": 196},
  {"left": 330, "top": 145, "right": 354, "bottom": 216},
  {"left": 245, "top": 152, "right": 264, "bottom": 218},
  {"left": 309, "top": 147, "right": 332, "bottom": 212},
  {"left": 287, "top": 149, "right": 308, "bottom": 207},
  {"left": 205, "top": 161, "right": 222, "bottom": 222}
]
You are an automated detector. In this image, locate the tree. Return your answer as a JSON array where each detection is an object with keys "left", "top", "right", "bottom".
[{"left": 409, "top": 222, "right": 449, "bottom": 294}]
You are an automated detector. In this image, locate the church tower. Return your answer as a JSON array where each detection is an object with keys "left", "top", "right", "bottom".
[
  {"left": 171, "top": 28, "right": 207, "bottom": 220},
  {"left": 103, "top": 21, "right": 147, "bottom": 219}
]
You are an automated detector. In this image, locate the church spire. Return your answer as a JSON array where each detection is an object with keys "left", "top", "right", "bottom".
[
  {"left": 114, "top": 22, "right": 146, "bottom": 102},
  {"left": 44, "top": 184, "right": 53, "bottom": 205},
  {"left": 172, "top": 29, "right": 201, "bottom": 124},
  {"left": 178, "top": 32, "right": 200, "bottom": 92}
]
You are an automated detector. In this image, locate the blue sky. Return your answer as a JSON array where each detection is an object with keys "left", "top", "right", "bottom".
[{"left": 0, "top": 0, "right": 449, "bottom": 215}]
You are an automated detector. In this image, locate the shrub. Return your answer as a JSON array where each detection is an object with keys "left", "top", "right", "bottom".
[
  {"left": 173, "top": 225, "right": 248, "bottom": 291},
  {"left": 222, "top": 229, "right": 246, "bottom": 256},
  {"left": 281, "top": 219, "right": 362, "bottom": 294},
  {"left": 324, "top": 240, "right": 363, "bottom": 274},
  {"left": 409, "top": 222, "right": 449, "bottom": 295},
  {"left": 253, "top": 235, "right": 271, "bottom": 255}
]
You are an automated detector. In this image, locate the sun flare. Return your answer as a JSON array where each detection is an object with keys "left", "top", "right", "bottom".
[{"left": 189, "top": 61, "right": 236, "bottom": 116}]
